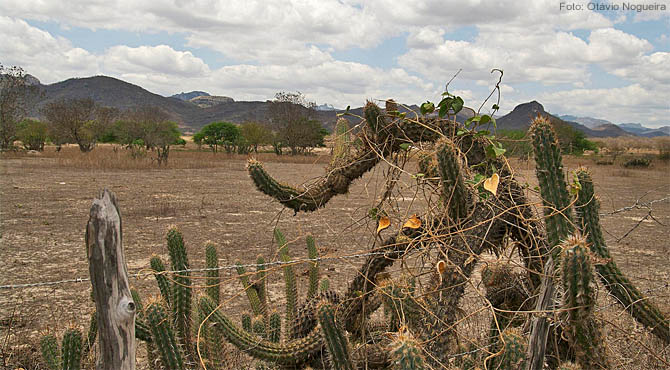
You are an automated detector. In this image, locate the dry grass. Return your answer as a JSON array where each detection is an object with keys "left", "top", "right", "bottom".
[
  {"left": 0, "top": 143, "right": 332, "bottom": 170},
  {"left": 592, "top": 136, "right": 670, "bottom": 155}
]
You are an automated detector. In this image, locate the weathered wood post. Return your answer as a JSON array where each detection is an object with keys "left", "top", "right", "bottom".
[
  {"left": 525, "top": 257, "right": 556, "bottom": 370},
  {"left": 86, "top": 189, "right": 136, "bottom": 369}
]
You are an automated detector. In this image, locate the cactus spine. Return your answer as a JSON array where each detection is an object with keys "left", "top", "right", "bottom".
[
  {"left": 530, "top": 116, "right": 574, "bottom": 251},
  {"left": 166, "top": 228, "right": 192, "bottom": 350},
  {"left": 146, "top": 298, "right": 185, "bottom": 370},
  {"left": 205, "top": 243, "right": 220, "bottom": 304},
  {"left": 560, "top": 235, "right": 609, "bottom": 369},
  {"left": 317, "top": 301, "right": 354, "bottom": 370},
  {"left": 269, "top": 310, "right": 282, "bottom": 343},
  {"left": 61, "top": 328, "right": 83, "bottom": 370},
  {"left": 389, "top": 331, "right": 427, "bottom": 370},
  {"left": 275, "top": 228, "right": 298, "bottom": 329},
  {"left": 575, "top": 168, "right": 669, "bottom": 344},
  {"left": 306, "top": 235, "right": 320, "bottom": 299},
  {"left": 436, "top": 139, "right": 468, "bottom": 221},
  {"left": 150, "top": 255, "right": 171, "bottom": 307},
  {"left": 40, "top": 334, "right": 60, "bottom": 370}
]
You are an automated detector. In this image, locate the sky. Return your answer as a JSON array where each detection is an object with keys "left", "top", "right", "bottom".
[{"left": 1, "top": 0, "right": 668, "bottom": 127}]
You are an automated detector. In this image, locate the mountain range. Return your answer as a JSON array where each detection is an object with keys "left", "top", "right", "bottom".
[{"left": 24, "top": 75, "right": 667, "bottom": 137}]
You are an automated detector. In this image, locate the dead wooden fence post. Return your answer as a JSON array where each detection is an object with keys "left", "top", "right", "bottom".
[
  {"left": 87, "top": 189, "right": 136, "bottom": 369},
  {"left": 525, "top": 257, "right": 556, "bottom": 370}
]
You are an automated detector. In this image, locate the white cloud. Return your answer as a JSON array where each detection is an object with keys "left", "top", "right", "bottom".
[{"left": 103, "top": 45, "right": 210, "bottom": 77}]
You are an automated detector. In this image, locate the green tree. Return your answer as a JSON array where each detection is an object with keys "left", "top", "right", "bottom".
[
  {"left": 240, "top": 121, "right": 273, "bottom": 153},
  {"left": 0, "top": 64, "right": 40, "bottom": 150},
  {"left": 16, "top": 119, "right": 48, "bottom": 151},
  {"left": 195, "top": 121, "right": 241, "bottom": 153},
  {"left": 116, "top": 106, "right": 180, "bottom": 165}
]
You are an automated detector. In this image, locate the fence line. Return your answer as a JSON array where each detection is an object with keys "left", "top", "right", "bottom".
[{"left": 0, "top": 250, "right": 394, "bottom": 290}]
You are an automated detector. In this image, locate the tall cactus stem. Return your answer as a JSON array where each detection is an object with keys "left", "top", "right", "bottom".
[
  {"left": 61, "top": 327, "right": 83, "bottom": 370},
  {"left": 575, "top": 168, "right": 669, "bottom": 343},
  {"left": 166, "top": 227, "right": 192, "bottom": 350},
  {"left": 40, "top": 334, "right": 60, "bottom": 370},
  {"left": 146, "top": 298, "right": 185, "bottom": 370},
  {"left": 316, "top": 301, "right": 355, "bottom": 370},
  {"left": 436, "top": 139, "right": 468, "bottom": 221},
  {"left": 150, "top": 255, "right": 171, "bottom": 308},
  {"left": 306, "top": 235, "right": 320, "bottom": 299},
  {"left": 235, "top": 262, "right": 263, "bottom": 317},
  {"left": 205, "top": 243, "right": 220, "bottom": 305},
  {"left": 275, "top": 228, "right": 298, "bottom": 330}
]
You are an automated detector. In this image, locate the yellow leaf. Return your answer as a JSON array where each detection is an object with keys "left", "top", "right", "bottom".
[
  {"left": 436, "top": 260, "right": 447, "bottom": 275},
  {"left": 483, "top": 173, "right": 500, "bottom": 196},
  {"left": 377, "top": 216, "right": 390, "bottom": 233},
  {"left": 402, "top": 214, "right": 422, "bottom": 229}
]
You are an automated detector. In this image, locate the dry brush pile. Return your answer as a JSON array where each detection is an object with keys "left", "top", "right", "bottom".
[{"left": 42, "top": 100, "right": 669, "bottom": 369}]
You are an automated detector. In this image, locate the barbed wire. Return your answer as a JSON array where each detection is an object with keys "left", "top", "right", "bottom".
[{"left": 0, "top": 250, "right": 393, "bottom": 290}]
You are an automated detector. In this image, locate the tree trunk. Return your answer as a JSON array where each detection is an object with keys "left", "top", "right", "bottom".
[
  {"left": 525, "top": 257, "right": 556, "bottom": 370},
  {"left": 86, "top": 189, "right": 136, "bottom": 369}
]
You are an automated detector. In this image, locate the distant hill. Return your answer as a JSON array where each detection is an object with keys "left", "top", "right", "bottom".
[
  {"left": 171, "top": 91, "right": 210, "bottom": 101},
  {"left": 618, "top": 123, "right": 670, "bottom": 137},
  {"left": 559, "top": 115, "right": 612, "bottom": 129},
  {"left": 496, "top": 101, "right": 631, "bottom": 137},
  {"left": 189, "top": 95, "right": 234, "bottom": 108}
]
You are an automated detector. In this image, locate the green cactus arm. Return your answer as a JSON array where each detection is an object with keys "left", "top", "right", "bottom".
[
  {"left": 530, "top": 116, "right": 574, "bottom": 251},
  {"left": 389, "top": 332, "right": 427, "bottom": 370},
  {"left": 146, "top": 299, "right": 185, "bottom": 370},
  {"left": 289, "top": 290, "right": 341, "bottom": 340},
  {"left": 61, "top": 328, "right": 83, "bottom": 370},
  {"left": 306, "top": 235, "right": 320, "bottom": 299},
  {"left": 150, "top": 255, "right": 171, "bottom": 307},
  {"left": 317, "top": 301, "right": 355, "bottom": 370},
  {"left": 252, "top": 315, "right": 267, "bottom": 339},
  {"left": 269, "top": 310, "right": 282, "bottom": 343},
  {"left": 205, "top": 243, "right": 220, "bottom": 305},
  {"left": 575, "top": 169, "right": 670, "bottom": 343},
  {"left": 235, "top": 262, "right": 263, "bottom": 317},
  {"left": 84, "top": 310, "right": 97, "bottom": 356},
  {"left": 332, "top": 117, "right": 352, "bottom": 166},
  {"left": 320, "top": 277, "right": 330, "bottom": 292},
  {"left": 254, "top": 255, "right": 269, "bottom": 322},
  {"left": 275, "top": 228, "right": 298, "bottom": 329},
  {"left": 242, "top": 314, "right": 252, "bottom": 332},
  {"left": 199, "top": 295, "right": 324, "bottom": 365},
  {"left": 560, "top": 235, "right": 610, "bottom": 369},
  {"left": 40, "top": 334, "right": 60, "bottom": 370},
  {"left": 166, "top": 227, "right": 192, "bottom": 349},
  {"left": 436, "top": 139, "right": 469, "bottom": 221}
]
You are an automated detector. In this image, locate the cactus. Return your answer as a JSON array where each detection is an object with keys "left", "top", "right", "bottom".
[
  {"left": 269, "top": 310, "right": 282, "bottom": 343},
  {"left": 40, "top": 328, "right": 84, "bottom": 370},
  {"left": 146, "top": 298, "right": 185, "bottom": 370},
  {"left": 205, "top": 243, "right": 220, "bottom": 305},
  {"left": 253, "top": 315, "right": 267, "bottom": 339},
  {"left": 61, "top": 327, "right": 83, "bottom": 370},
  {"left": 235, "top": 262, "right": 263, "bottom": 317},
  {"left": 40, "top": 334, "right": 60, "bottom": 370},
  {"left": 530, "top": 116, "right": 574, "bottom": 252},
  {"left": 306, "top": 235, "right": 320, "bottom": 299},
  {"left": 560, "top": 235, "right": 610, "bottom": 369},
  {"left": 332, "top": 117, "right": 351, "bottom": 165},
  {"left": 389, "top": 331, "right": 427, "bottom": 370},
  {"left": 316, "top": 301, "right": 354, "bottom": 370},
  {"left": 131, "top": 289, "right": 157, "bottom": 368},
  {"left": 436, "top": 139, "right": 469, "bottom": 221},
  {"left": 242, "top": 314, "right": 252, "bottom": 332},
  {"left": 150, "top": 255, "right": 171, "bottom": 307},
  {"left": 83, "top": 310, "right": 97, "bottom": 356},
  {"left": 275, "top": 228, "right": 298, "bottom": 329},
  {"left": 575, "top": 168, "right": 669, "bottom": 344},
  {"left": 255, "top": 255, "right": 269, "bottom": 319},
  {"left": 166, "top": 228, "right": 192, "bottom": 350},
  {"left": 199, "top": 295, "right": 324, "bottom": 366}
]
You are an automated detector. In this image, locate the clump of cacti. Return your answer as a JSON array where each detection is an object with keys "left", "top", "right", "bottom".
[
  {"left": 66, "top": 97, "right": 668, "bottom": 370},
  {"left": 40, "top": 327, "right": 84, "bottom": 370}
]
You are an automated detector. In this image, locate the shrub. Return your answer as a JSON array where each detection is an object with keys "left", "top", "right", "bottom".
[
  {"left": 622, "top": 157, "right": 651, "bottom": 168},
  {"left": 16, "top": 119, "right": 48, "bottom": 151}
]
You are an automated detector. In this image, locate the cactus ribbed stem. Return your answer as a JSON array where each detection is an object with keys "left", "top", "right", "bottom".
[
  {"left": 61, "top": 328, "right": 83, "bottom": 370},
  {"left": 275, "top": 228, "right": 298, "bottom": 330},
  {"left": 436, "top": 139, "right": 468, "bottom": 221},
  {"left": 530, "top": 116, "right": 574, "bottom": 251},
  {"left": 40, "top": 334, "right": 60, "bottom": 370},
  {"left": 575, "top": 169, "right": 669, "bottom": 344},
  {"left": 306, "top": 235, "right": 320, "bottom": 299},
  {"left": 146, "top": 299, "right": 185, "bottom": 370},
  {"left": 560, "top": 235, "right": 609, "bottom": 369},
  {"left": 253, "top": 315, "right": 267, "bottom": 339},
  {"left": 150, "top": 255, "right": 171, "bottom": 308},
  {"left": 316, "top": 301, "right": 354, "bottom": 370},
  {"left": 199, "top": 295, "right": 324, "bottom": 366},
  {"left": 84, "top": 310, "right": 97, "bottom": 356},
  {"left": 205, "top": 243, "right": 220, "bottom": 305},
  {"left": 166, "top": 228, "right": 192, "bottom": 349},
  {"left": 269, "top": 310, "right": 282, "bottom": 343},
  {"left": 236, "top": 262, "right": 263, "bottom": 317},
  {"left": 332, "top": 118, "right": 351, "bottom": 166},
  {"left": 255, "top": 255, "right": 269, "bottom": 321},
  {"left": 242, "top": 314, "right": 252, "bottom": 332},
  {"left": 389, "top": 331, "right": 427, "bottom": 370}
]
